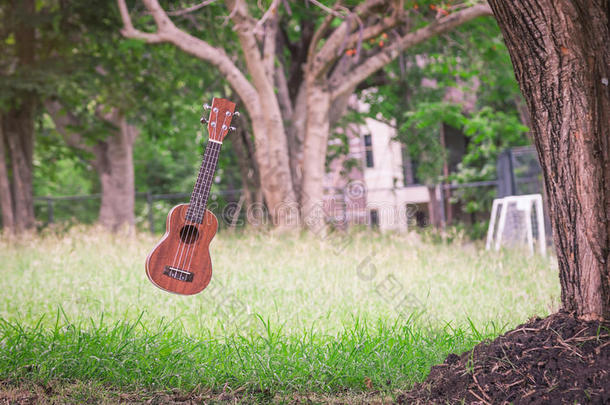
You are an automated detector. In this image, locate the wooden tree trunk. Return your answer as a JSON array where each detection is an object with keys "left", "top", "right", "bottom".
[
  {"left": 92, "top": 114, "right": 137, "bottom": 232},
  {"left": 46, "top": 101, "right": 137, "bottom": 232},
  {"left": 488, "top": 0, "right": 610, "bottom": 320},
  {"left": 286, "top": 83, "right": 308, "bottom": 201},
  {"left": 300, "top": 83, "right": 331, "bottom": 228},
  {"left": 0, "top": 0, "right": 36, "bottom": 233},
  {"left": 427, "top": 185, "right": 441, "bottom": 229},
  {"left": 249, "top": 116, "right": 299, "bottom": 229},
  {"left": 231, "top": 125, "right": 264, "bottom": 225},
  {"left": 227, "top": 0, "right": 299, "bottom": 229},
  {"left": 2, "top": 104, "right": 36, "bottom": 232},
  {"left": 0, "top": 116, "right": 15, "bottom": 231}
]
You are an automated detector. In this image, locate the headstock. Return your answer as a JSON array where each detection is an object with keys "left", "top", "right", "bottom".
[{"left": 200, "top": 98, "right": 238, "bottom": 143}]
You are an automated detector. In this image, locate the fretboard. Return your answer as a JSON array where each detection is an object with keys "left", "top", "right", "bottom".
[{"left": 186, "top": 140, "right": 222, "bottom": 223}]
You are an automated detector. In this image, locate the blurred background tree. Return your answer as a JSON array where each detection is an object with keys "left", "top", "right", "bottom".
[
  {"left": 118, "top": 0, "right": 493, "bottom": 229},
  {"left": 0, "top": 0, "right": 535, "bottom": 236}
]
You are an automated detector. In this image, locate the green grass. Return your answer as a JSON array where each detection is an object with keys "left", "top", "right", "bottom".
[{"left": 0, "top": 228, "right": 560, "bottom": 400}]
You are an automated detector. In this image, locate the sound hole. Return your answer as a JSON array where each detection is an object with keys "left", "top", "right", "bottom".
[{"left": 179, "top": 225, "right": 199, "bottom": 244}]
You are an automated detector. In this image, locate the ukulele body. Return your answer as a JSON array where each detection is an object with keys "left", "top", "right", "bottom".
[{"left": 145, "top": 203, "right": 218, "bottom": 295}]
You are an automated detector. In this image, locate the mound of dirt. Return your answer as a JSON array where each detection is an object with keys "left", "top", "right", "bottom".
[{"left": 399, "top": 311, "right": 610, "bottom": 404}]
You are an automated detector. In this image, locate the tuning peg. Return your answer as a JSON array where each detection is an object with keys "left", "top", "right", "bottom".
[
  {"left": 203, "top": 103, "right": 211, "bottom": 110},
  {"left": 200, "top": 117, "right": 208, "bottom": 124},
  {"left": 233, "top": 111, "right": 240, "bottom": 117},
  {"left": 229, "top": 126, "right": 236, "bottom": 131}
]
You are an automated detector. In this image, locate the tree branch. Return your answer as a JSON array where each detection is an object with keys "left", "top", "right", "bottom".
[
  {"left": 344, "top": 14, "right": 400, "bottom": 51},
  {"left": 275, "top": 61, "right": 293, "bottom": 118},
  {"left": 308, "top": 0, "right": 345, "bottom": 18},
  {"left": 330, "top": 3, "right": 492, "bottom": 100},
  {"left": 224, "top": 0, "right": 278, "bottom": 116},
  {"left": 117, "top": 0, "right": 165, "bottom": 42},
  {"left": 254, "top": 0, "right": 280, "bottom": 35},
  {"left": 166, "top": 0, "right": 216, "bottom": 16},
  {"left": 262, "top": 3, "right": 279, "bottom": 84},
  {"left": 309, "top": 0, "right": 388, "bottom": 79},
  {"left": 94, "top": 105, "right": 121, "bottom": 126},
  {"left": 306, "top": 2, "right": 339, "bottom": 75},
  {"left": 117, "top": 0, "right": 260, "bottom": 111}
]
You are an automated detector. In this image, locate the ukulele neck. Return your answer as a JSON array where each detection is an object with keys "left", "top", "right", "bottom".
[{"left": 186, "top": 139, "right": 222, "bottom": 223}]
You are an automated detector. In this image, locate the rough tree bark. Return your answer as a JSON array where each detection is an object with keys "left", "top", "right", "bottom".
[
  {"left": 0, "top": 117, "right": 15, "bottom": 231},
  {"left": 231, "top": 125, "right": 264, "bottom": 224},
  {"left": 1, "top": 101, "right": 36, "bottom": 232},
  {"left": 45, "top": 101, "right": 138, "bottom": 232},
  {"left": 95, "top": 112, "right": 137, "bottom": 232},
  {"left": 0, "top": 0, "right": 37, "bottom": 233},
  {"left": 488, "top": 0, "right": 610, "bottom": 320}
]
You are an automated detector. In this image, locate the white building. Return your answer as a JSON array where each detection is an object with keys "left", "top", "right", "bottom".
[
  {"left": 323, "top": 84, "right": 477, "bottom": 232},
  {"left": 360, "top": 117, "right": 431, "bottom": 232},
  {"left": 324, "top": 112, "right": 438, "bottom": 232}
]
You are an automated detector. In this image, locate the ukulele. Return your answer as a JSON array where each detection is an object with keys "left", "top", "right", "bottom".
[{"left": 145, "top": 97, "right": 237, "bottom": 295}]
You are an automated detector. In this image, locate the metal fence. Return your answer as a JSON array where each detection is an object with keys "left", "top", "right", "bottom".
[
  {"left": 26, "top": 146, "right": 547, "bottom": 235},
  {"left": 497, "top": 146, "right": 544, "bottom": 197},
  {"left": 495, "top": 145, "right": 552, "bottom": 240},
  {"left": 33, "top": 190, "right": 243, "bottom": 233},
  {"left": 436, "top": 146, "right": 546, "bottom": 232}
]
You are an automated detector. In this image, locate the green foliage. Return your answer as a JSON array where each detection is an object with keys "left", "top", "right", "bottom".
[
  {"left": 0, "top": 0, "right": 118, "bottom": 108},
  {"left": 34, "top": 115, "right": 96, "bottom": 196},
  {"left": 362, "top": 16, "right": 530, "bottom": 218},
  {"left": 401, "top": 101, "right": 464, "bottom": 184},
  {"left": 327, "top": 108, "right": 367, "bottom": 174},
  {"left": 401, "top": 104, "right": 528, "bottom": 190},
  {"left": 22, "top": 0, "right": 245, "bottom": 218},
  {"left": 451, "top": 108, "right": 529, "bottom": 214}
]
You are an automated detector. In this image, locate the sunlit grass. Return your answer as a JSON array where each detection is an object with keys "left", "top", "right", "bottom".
[{"left": 0, "top": 227, "right": 560, "bottom": 397}]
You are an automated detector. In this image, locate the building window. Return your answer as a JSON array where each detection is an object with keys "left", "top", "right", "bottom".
[
  {"left": 402, "top": 145, "right": 421, "bottom": 185},
  {"left": 406, "top": 203, "right": 429, "bottom": 228},
  {"left": 411, "top": 158, "right": 421, "bottom": 184},
  {"left": 364, "top": 134, "right": 374, "bottom": 168},
  {"left": 369, "top": 209, "right": 379, "bottom": 228}
]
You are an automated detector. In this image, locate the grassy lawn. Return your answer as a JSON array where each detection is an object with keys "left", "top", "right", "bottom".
[{"left": 0, "top": 228, "right": 560, "bottom": 402}]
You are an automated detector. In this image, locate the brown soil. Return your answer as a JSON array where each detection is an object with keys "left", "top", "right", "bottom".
[
  {"left": 0, "top": 381, "right": 395, "bottom": 404},
  {"left": 398, "top": 311, "right": 610, "bottom": 404}
]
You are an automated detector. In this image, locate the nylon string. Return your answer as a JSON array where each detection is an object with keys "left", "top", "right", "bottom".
[
  {"left": 183, "top": 112, "right": 229, "bottom": 271},
  {"left": 172, "top": 108, "right": 219, "bottom": 270}
]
